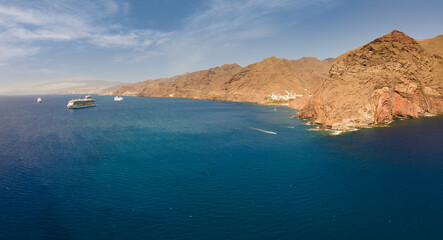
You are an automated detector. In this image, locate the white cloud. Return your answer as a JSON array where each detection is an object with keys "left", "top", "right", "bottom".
[
  {"left": 2, "top": 27, "right": 79, "bottom": 41},
  {"left": 154, "top": 0, "right": 317, "bottom": 73},
  {"left": 91, "top": 33, "right": 139, "bottom": 48},
  {"left": 0, "top": 44, "right": 39, "bottom": 61},
  {"left": 0, "top": 0, "right": 159, "bottom": 62},
  {"left": 0, "top": 5, "right": 47, "bottom": 25},
  {"left": 0, "top": 0, "right": 334, "bottom": 77}
]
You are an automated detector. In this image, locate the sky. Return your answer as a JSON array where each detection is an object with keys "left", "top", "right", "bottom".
[{"left": 0, "top": 0, "right": 442, "bottom": 93}]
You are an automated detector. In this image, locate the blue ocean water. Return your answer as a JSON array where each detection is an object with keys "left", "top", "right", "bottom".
[{"left": 0, "top": 95, "right": 442, "bottom": 240}]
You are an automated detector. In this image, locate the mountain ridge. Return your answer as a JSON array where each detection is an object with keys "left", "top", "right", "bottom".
[
  {"left": 417, "top": 35, "right": 443, "bottom": 57},
  {"left": 297, "top": 30, "right": 443, "bottom": 130},
  {"left": 113, "top": 56, "right": 333, "bottom": 106}
]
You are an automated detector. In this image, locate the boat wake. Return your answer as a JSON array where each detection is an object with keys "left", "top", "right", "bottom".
[
  {"left": 250, "top": 127, "right": 277, "bottom": 135},
  {"left": 308, "top": 126, "right": 359, "bottom": 135}
]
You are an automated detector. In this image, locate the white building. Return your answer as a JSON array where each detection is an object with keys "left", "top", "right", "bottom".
[{"left": 267, "top": 91, "right": 303, "bottom": 102}]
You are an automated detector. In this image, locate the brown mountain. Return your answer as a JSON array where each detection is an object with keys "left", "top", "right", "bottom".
[
  {"left": 113, "top": 75, "right": 185, "bottom": 96},
  {"left": 113, "top": 64, "right": 243, "bottom": 99},
  {"left": 417, "top": 35, "right": 443, "bottom": 57},
  {"left": 113, "top": 57, "right": 332, "bottom": 106},
  {"left": 221, "top": 57, "right": 331, "bottom": 103},
  {"left": 297, "top": 30, "right": 443, "bottom": 130}
]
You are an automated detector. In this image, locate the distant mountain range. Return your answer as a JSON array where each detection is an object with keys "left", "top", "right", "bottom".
[
  {"left": 111, "top": 30, "right": 443, "bottom": 130},
  {"left": 0, "top": 80, "right": 124, "bottom": 95}
]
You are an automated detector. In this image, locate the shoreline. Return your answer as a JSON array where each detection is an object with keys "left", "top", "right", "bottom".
[
  {"left": 107, "top": 94, "right": 443, "bottom": 134},
  {"left": 7, "top": 93, "right": 442, "bottom": 134}
]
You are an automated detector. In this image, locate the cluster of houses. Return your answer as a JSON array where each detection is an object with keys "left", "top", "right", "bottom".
[{"left": 266, "top": 91, "right": 304, "bottom": 102}]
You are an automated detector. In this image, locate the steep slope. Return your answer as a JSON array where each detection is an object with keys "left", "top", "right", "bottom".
[
  {"left": 114, "top": 64, "right": 242, "bottom": 99},
  {"left": 155, "top": 64, "right": 243, "bottom": 100},
  {"left": 298, "top": 30, "right": 443, "bottom": 130},
  {"left": 112, "top": 57, "right": 332, "bottom": 107},
  {"left": 222, "top": 57, "right": 331, "bottom": 103},
  {"left": 417, "top": 35, "right": 443, "bottom": 57}
]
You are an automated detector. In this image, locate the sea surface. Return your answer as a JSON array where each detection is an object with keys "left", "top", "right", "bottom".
[{"left": 0, "top": 95, "right": 442, "bottom": 240}]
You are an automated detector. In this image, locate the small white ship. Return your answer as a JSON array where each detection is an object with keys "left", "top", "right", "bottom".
[
  {"left": 114, "top": 96, "right": 123, "bottom": 101},
  {"left": 67, "top": 95, "right": 96, "bottom": 109},
  {"left": 37, "top": 97, "right": 42, "bottom": 103}
]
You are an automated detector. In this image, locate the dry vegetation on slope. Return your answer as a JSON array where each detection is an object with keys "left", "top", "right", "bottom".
[
  {"left": 417, "top": 35, "right": 443, "bottom": 57},
  {"left": 298, "top": 30, "right": 443, "bottom": 130},
  {"left": 221, "top": 57, "right": 331, "bottom": 103}
]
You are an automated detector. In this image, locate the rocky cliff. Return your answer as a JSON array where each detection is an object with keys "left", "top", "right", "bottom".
[
  {"left": 113, "top": 57, "right": 332, "bottom": 106},
  {"left": 298, "top": 30, "right": 443, "bottom": 130}
]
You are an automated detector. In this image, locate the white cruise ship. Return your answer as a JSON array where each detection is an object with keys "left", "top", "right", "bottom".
[
  {"left": 67, "top": 95, "right": 96, "bottom": 109},
  {"left": 114, "top": 96, "right": 123, "bottom": 101}
]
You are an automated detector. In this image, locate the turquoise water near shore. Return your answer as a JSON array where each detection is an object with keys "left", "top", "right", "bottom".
[{"left": 0, "top": 95, "right": 442, "bottom": 239}]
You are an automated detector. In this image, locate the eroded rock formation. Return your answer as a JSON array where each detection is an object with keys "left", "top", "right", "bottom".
[{"left": 298, "top": 30, "right": 443, "bottom": 129}]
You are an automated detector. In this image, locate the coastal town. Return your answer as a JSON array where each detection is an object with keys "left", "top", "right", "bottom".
[{"left": 265, "top": 90, "right": 306, "bottom": 102}]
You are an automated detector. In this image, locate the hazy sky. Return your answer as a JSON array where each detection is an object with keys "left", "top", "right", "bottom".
[{"left": 1, "top": 0, "right": 442, "bottom": 90}]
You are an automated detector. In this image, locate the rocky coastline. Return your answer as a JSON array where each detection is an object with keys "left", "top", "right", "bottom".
[
  {"left": 111, "top": 30, "right": 443, "bottom": 132},
  {"left": 297, "top": 30, "right": 443, "bottom": 130}
]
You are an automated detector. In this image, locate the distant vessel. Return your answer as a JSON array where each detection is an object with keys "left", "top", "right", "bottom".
[
  {"left": 114, "top": 96, "right": 123, "bottom": 101},
  {"left": 37, "top": 97, "right": 42, "bottom": 103},
  {"left": 67, "top": 95, "right": 96, "bottom": 109}
]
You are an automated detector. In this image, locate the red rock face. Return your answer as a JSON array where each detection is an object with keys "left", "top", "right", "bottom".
[
  {"left": 428, "top": 98, "right": 443, "bottom": 114},
  {"left": 373, "top": 89, "right": 428, "bottom": 123},
  {"left": 298, "top": 30, "right": 443, "bottom": 130},
  {"left": 391, "top": 92, "right": 418, "bottom": 119},
  {"left": 374, "top": 89, "right": 393, "bottom": 123}
]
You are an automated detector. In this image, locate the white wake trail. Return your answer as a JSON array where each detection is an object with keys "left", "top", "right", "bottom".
[{"left": 250, "top": 127, "right": 277, "bottom": 135}]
